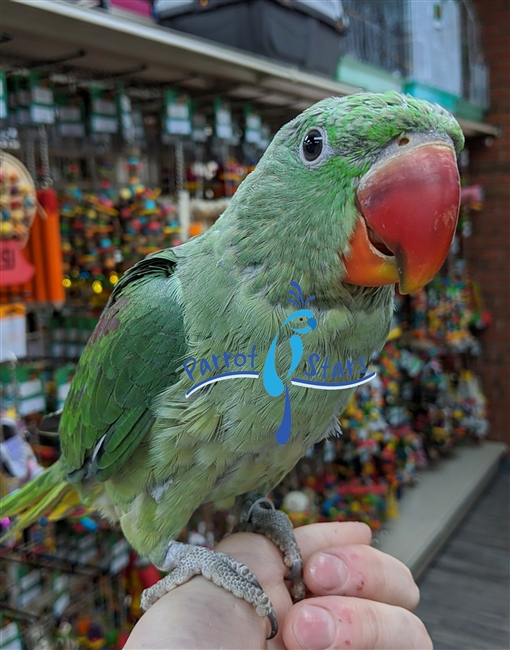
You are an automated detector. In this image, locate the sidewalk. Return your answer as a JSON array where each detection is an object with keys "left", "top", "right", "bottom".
[{"left": 415, "top": 460, "right": 510, "bottom": 650}]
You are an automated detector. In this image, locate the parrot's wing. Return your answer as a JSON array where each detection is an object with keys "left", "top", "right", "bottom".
[{"left": 60, "top": 248, "right": 186, "bottom": 482}]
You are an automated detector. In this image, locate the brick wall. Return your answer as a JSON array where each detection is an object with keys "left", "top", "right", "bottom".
[{"left": 468, "top": 1, "right": 509, "bottom": 445}]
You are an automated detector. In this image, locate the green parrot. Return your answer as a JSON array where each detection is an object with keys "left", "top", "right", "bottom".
[{"left": 2, "top": 92, "right": 463, "bottom": 638}]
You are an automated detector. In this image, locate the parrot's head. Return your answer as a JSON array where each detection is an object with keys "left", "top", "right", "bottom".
[{"left": 231, "top": 92, "right": 464, "bottom": 297}]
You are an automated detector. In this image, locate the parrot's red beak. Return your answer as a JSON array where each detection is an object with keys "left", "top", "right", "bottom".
[{"left": 343, "top": 139, "right": 461, "bottom": 294}]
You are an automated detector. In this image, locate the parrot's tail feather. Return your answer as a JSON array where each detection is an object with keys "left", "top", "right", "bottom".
[
  {"left": 1, "top": 461, "right": 64, "bottom": 516},
  {"left": 1, "top": 460, "right": 78, "bottom": 541},
  {"left": 48, "top": 491, "right": 84, "bottom": 521}
]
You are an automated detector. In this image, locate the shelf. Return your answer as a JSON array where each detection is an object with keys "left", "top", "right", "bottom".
[
  {"left": 377, "top": 441, "right": 507, "bottom": 579},
  {"left": 1, "top": 0, "right": 357, "bottom": 110},
  {"left": 1, "top": 0, "right": 500, "bottom": 137}
]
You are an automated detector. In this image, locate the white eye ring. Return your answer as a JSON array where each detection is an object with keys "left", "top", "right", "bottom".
[{"left": 299, "top": 126, "right": 329, "bottom": 168}]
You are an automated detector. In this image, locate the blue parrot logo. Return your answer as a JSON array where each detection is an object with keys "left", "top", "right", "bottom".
[
  {"left": 262, "top": 281, "right": 316, "bottom": 445},
  {"left": 183, "top": 281, "right": 377, "bottom": 444}
]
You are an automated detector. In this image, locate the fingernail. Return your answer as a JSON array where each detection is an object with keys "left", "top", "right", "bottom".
[
  {"left": 309, "top": 552, "right": 348, "bottom": 591},
  {"left": 294, "top": 605, "right": 336, "bottom": 650}
]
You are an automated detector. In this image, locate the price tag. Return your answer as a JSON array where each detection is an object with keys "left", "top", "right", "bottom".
[
  {"left": 164, "top": 90, "right": 191, "bottom": 136},
  {"left": 118, "top": 84, "right": 135, "bottom": 143},
  {"left": 90, "top": 86, "right": 118, "bottom": 134},
  {"left": 29, "top": 72, "right": 55, "bottom": 124},
  {"left": 245, "top": 105, "right": 261, "bottom": 144},
  {"left": 166, "top": 118, "right": 191, "bottom": 135},
  {"left": 57, "top": 97, "right": 86, "bottom": 138},
  {"left": 91, "top": 114, "right": 118, "bottom": 134},
  {"left": 32, "top": 85, "right": 53, "bottom": 105},
  {"left": 0, "top": 622, "right": 23, "bottom": 650},
  {"left": 215, "top": 98, "right": 233, "bottom": 140},
  {"left": 167, "top": 102, "right": 189, "bottom": 120},
  {"left": 0, "top": 127, "right": 20, "bottom": 149},
  {"left": 30, "top": 104, "right": 55, "bottom": 124},
  {"left": 11, "top": 76, "right": 30, "bottom": 127},
  {"left": 92, "top": 98, "right": 117, "bottom": 116}
]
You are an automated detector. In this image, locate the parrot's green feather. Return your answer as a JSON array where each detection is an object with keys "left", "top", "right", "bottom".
[
  {"left": 4, "top": 92, "right": 464, "bottom": 566},
  {"left": 60, "top": 248, "right": 186, "bottom": 483}
]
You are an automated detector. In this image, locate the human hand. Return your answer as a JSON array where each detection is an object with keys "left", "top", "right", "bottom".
[{"left": 124, "top": 521, "right": 431, "bottom": 649}]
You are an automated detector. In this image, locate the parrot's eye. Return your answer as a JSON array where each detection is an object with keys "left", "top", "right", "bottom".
[
  {"left": 299, "top": 127, "right": 329, "bottom": 167},
  {"left": 302, "top": 129, "right": 323, "bottom": 162}
]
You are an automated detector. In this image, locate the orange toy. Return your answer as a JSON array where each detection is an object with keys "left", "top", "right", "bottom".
[
  {"left": 37, "top": 188, "right": 65, "bottom": 309},
  {"left": 27, "top": 206, "right": 48, "bottom": 302}
]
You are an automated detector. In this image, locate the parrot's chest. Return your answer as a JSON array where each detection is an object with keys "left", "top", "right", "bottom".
[{"left": 200, "top": 304, "right": 391, "bottom": 505}]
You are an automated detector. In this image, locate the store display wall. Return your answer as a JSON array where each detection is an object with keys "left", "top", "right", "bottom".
[{"left": 0, "top": 1, "right": 506, "bottom": 647}]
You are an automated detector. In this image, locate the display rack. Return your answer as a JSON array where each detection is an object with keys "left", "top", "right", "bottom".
[{"left": 0, "top": 0, "right": 500, "bottom": 137}]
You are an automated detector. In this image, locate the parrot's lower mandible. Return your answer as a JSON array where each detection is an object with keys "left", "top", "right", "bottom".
[{"left": 2, "top": 92, "right": 464, "bottom": 639}]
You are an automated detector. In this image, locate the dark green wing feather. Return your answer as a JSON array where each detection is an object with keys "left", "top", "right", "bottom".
[{"left": 60, "top": 249, "right": 186, "bottom": 482}]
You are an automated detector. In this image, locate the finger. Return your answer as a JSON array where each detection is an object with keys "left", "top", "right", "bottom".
[
  {"left": 216, "top": 532, "right": 290, "bottom": 583},
  {"left": 283, "top": 597, "right": 432, "bottom": 650},
  {"left": 305, "top": 544, "right": 420, "bottom": 610},
  {"left": 294, "top": 522, "right": 372, "bottom": 564},
  {"left": 218, "top": 523, "right": 372, "bottom": 583}
]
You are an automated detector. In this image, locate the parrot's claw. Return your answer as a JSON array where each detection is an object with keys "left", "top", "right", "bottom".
[
  {"left": 236, "top": 493, "right": 305, "bottom": 601},
  {"left": 141, "top": 542, "right": 278, "bottom": 640},
  {"left": 285, "top": 558, "right": 302, "bottom": 582},
  {"left": 267, "top": 609, "right": 279, "bottom": 640}
]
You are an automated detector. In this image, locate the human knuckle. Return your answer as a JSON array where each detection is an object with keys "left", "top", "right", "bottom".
[
  {"left": 399, "top": 564, "right": 420, "bottom": 608},
  {"left": 361, "top": 600, "right": 383, "bottom": 647},
  {"left": 356, "top": 521, "right": 373, "bottom": 542}
]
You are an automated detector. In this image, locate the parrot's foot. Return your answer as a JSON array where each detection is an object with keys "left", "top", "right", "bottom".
[
  {"left": 141, "top": 541, "right": 278, "bottom": 639},
  {"left": 235, "top": 494, "right": 306, "bottom": 602}
]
